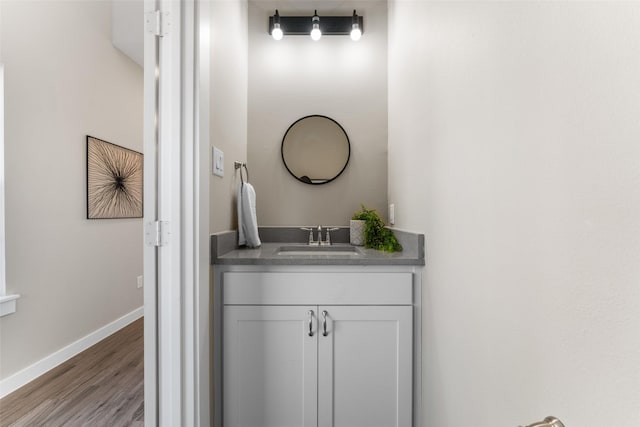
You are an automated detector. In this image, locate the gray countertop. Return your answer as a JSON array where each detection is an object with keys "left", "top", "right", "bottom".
[{"left": 211, "top": 227, "right": 425, "bottom": 266}]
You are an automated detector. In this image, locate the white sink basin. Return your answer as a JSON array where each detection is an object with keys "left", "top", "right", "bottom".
[{"left": 276, "top": 245, "right": 362, "bottom": 256}]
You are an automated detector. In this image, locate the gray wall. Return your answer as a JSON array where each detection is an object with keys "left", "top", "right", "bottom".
[
  {"left": 247, "top": 0, "right": 388, "bottom": 227},
  {"left": 388, "top": 1, "right": 640, "bottom": 425},
  {"left": 0, "top": 0, "right": 143, "bottom": 379},
  {"left": 209, "top": 0, "right": 249, "bottom": 233}
]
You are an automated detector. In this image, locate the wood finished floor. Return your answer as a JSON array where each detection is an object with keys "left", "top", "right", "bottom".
[{"left": 0, "top": 318, "right": 144, "bottom": 427}]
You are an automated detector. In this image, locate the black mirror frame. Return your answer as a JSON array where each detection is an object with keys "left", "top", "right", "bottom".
[{"left": 281, "top": 114, "right": 351, "bottom": 185}]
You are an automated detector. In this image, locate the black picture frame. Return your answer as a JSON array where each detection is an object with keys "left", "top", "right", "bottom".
[{"left": 86, "top": 135, "right": 143, "bottom": 219}]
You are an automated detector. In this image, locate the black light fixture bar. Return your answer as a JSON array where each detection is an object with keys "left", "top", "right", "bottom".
[{"left": 268, "top": 13, "right": 364, "bottom": 36}]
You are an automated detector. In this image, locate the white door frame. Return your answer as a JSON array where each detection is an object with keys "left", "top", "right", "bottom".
[{"left": 143, "top": 0, "right": 210, "bottom": 425}]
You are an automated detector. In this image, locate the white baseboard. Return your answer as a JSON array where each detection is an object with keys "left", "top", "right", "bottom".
[{"left": 0, "top": 306, "right": 143, "bottom": 399}]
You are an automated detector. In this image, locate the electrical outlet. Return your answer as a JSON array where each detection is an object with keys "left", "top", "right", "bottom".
[
  {"left": 389, "top": 203, "right": 395, "bottom": 225},
  {"left": 137, "top": 275, "right": 143, "bottom": 289}
]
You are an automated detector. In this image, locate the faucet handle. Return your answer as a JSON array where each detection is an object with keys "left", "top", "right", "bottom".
[
  {"left": 300, "top": 227, "right": 315, "bottom": 245},
  {"left": 324, "top": 227, "right": 340, "bottom": 246}
]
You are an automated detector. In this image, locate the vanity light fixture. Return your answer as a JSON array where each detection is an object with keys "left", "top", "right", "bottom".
[
  {"left": 268, "top": 10, "right": 364, "bottom": 41},
  {"left": 310, "top": 11, "right": 322, "bottom": 41},
  {"left": 350, "top": 10, "right": 362, "bottom": 41},
  {"left": 271, "top": 10, "right": 283, "bottom": 40}
]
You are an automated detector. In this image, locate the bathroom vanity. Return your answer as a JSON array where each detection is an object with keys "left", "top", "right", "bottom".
[{"left": 211, "top": 228, "right": 424, "bottom": 427}]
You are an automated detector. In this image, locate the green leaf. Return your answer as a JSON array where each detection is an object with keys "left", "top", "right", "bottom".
[{"left": 351, "top": 205, "right": 402, "bottom": 253}]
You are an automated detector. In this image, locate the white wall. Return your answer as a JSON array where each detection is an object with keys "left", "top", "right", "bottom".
[
  {"left": 111, "top": 0, "right": 144, "bottom": 68},
  {"left": 248, "top": 0, "right": 388, "bottom": 226},
  {"left": 0, "top": 1, "right": 143, "bottom": 379},
  {"left": 210, "top": 0, "right": 248, "bottom": 232},
  {"left": 389, "top": 1, "right": 640, "bottom": 426}
]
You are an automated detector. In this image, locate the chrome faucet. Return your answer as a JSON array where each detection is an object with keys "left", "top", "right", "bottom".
[
  {"left": 300, "top": 226, "right": 340, "bottom": 246},
  {"left": 321, "top": 227, "right": 339, "bottom": 246},
  {"left": 300, "top": 226, "right": 321, "bottom": 246}
]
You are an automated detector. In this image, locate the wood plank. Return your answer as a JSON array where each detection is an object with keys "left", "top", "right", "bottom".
[{"left": 0, "top": 318, "right": 143, "bottom": 426}]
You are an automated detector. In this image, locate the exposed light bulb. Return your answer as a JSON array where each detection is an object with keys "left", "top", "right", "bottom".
[
  {"left": 350, "top": 23, "right": 361, "bottom": 41},
  {"left": 272, "top": 23, "right": 283, "bottom": 41},
  {"left": 272, "top": 10, "right": 283, "bottom": 41},
  {"left": 310, "top": 11, "right": 321, "bottom": 41},
  {"left": 310, "top": 26, "right": 321, "bottom": 41},
  {"left": 350, "top": 10, "right": 362, "bottom": 41}
]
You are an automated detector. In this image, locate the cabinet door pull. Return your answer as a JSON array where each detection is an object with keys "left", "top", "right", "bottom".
[
  {"left": 322, "top": 310, "right": 328, "bottom": 336},
  {"left": 308, "top": 310, "right": 314, "bottom": 337}
]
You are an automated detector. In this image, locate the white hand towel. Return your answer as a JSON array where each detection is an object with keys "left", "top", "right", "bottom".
[{"left": 237, "top": 182, "right": 261, "bottom": 248}]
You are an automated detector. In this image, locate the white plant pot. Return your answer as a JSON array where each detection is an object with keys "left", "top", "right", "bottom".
[{"left": 350, "top": 220, "right": 365, "bottom": 246}]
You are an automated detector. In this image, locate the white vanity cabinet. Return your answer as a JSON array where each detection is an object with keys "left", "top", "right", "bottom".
[
  {"left": 220, "top": 270, "right": 416, "bottom": 427},
  {"left": 316, "top": 305, "right": 412, "bottom": 427},
  {"left": 223, "top": 305, "right": 318, "bottom": 427}
]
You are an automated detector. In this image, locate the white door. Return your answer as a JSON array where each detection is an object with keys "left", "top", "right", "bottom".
[
  {"left": 223, "top": 306, "right": 318, "bottom": 427},
  {"left": 317, "top": 306, "right": 413, "bottom": 427},
  {"left": 143, "top": 1, "right": 210, "bottom": 425}
]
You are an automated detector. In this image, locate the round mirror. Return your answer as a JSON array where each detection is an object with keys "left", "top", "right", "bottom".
[{"left": 281, "top": 115, "right": 350, "bottom": 185}]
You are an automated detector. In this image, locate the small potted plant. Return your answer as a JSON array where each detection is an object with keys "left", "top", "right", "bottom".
[{"left": 351, "top": 205, "right": 402, "bottom": 252}]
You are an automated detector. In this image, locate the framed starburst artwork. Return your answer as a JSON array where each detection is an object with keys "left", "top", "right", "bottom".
[{"left": 86, "top": 136, "right": 143, "bottom": 219}]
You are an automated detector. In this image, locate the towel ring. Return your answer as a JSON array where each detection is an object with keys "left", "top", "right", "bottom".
[{"left": 234, "top": 161, "right": 249, "bottom": 183}]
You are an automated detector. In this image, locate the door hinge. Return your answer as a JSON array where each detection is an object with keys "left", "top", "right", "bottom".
[
  {"left": 145, "top": 221, "right": 171, "bottom": 247},
  {"left": 145, "top": 10, "right": 171, "bottom": 37}
]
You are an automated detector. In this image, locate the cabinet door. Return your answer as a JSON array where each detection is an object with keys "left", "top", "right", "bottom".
[
  {"left": 223, "top": 306, "right": 318, "bottom": 427},
  {"left": 318, "top": 306, "right": 413, "bottom": 427}
]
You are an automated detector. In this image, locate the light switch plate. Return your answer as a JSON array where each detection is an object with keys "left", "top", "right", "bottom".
[{"left": 213, "top": 146, "right": 224, "bottom": 177}]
